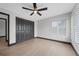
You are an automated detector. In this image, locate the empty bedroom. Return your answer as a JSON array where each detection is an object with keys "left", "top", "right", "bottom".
[{"left": 0, "top": 3, "right": 79, "bottom": 56}]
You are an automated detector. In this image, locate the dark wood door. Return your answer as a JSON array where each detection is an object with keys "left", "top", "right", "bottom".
[{"left": 16, "top": 17, "right": 34, "bottom": 43}]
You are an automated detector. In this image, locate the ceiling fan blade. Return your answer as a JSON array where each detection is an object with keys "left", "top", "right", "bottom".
[
  {"left": 30, "top": 12, "right": 34, "bottom": 15},
  {"left": 37, "top": 12, "right": 42, "bottom": 16},
  {"left": 33, "top": 3, "right": 37, "bottom": 9},
  {"left": 38, "top": 7, "right": 47, "bottom": 11},
  {"left": 22, "top": 7, "right": 33, "bottom": 11}
]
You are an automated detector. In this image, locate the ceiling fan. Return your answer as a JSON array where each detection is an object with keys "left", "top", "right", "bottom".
[{"left": 22, "top": 3, "right": 48, "bottom": 16}]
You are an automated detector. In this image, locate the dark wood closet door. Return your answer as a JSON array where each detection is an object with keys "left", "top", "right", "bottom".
[{"left": 16, "top": 17, "right": 34, "bottom": 43}]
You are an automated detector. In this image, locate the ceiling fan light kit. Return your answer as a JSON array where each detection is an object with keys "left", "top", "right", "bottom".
[
  {"left": 34, "top": 11, "right": 37, "bottom": 14},
  {"left": 22, "top": 3, "right": 48, "bottom": 16}
]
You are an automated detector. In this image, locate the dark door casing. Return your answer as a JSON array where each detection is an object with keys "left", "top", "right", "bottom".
[
  {"left": 16, "top": 17, "right": 34, "bottom": 43},
  {"left": 0, "top": 12, "right": 10, "bottom": 46}
]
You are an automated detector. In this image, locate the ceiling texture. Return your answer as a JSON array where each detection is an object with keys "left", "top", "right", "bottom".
[{"left": 0, "top": 3, "right": 75, "bottom": 21}]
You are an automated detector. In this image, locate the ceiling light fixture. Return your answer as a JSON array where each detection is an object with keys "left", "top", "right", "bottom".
[
  {"left": 34, "top": 11, "right": 37, "bottom": 14},
  {"left": 22, "top": 3, "right": 47, "bottom": 16}
]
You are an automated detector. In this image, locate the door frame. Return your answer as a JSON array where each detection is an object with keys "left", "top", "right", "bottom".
[{"left": 0, "top": 12, "right": 10, "bottom": 46}]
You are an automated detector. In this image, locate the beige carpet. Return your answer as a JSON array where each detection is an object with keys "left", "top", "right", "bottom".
[{"left": 0, "top": 38, "right": 76, "bottom": 56}]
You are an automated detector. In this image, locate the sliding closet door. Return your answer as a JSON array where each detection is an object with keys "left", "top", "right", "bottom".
[
  {"left": 16, "top": 17, "right": 34, "bottom": 43},
  {"left": 16, "top": 18, "right": 21, "bottom": 43}
]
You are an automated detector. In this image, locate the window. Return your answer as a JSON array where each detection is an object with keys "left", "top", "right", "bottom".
[{"left": 52, "top": 19, "right": 66, "bottom": 35}]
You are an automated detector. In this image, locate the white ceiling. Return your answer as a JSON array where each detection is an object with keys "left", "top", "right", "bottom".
[{"left": 0, "top": 3, "right": 75, "bottom": 21}]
